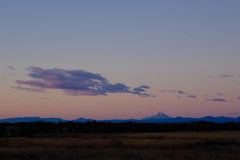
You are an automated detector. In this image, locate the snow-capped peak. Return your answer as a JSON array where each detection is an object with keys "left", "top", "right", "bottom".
[{"left": 142, "top": 112, "right": 171, "bottom": 120}]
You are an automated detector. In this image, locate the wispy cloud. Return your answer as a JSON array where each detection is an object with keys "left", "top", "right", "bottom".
[
  {"left": 11, "top": 86, "right": 45, "bottom": 92},
  {"left": 133, "top": 85, "right": 150, "bottom": 92},
  {"left": 238, "top": 97, "right": 240, "bottom": 100},
  {"left": 38, "top": 98, "right": 49, "bottom": 100},
  {"left": 230, "top": 112, "right": 240, "bottom": 114},
  {"left": 6, "top": 66, "right": 15, "bottom": 70},
  {"left": 186, "top": 95, "right": 197, "bottom": 99},
  {"left": 219, "top": 74, "right": 236, "bottom": 78},
  {"left": 217, "top": 93, "right": 223, "bottom": 96},
  {"left": 177, "top": 90, "right": 188, "bottom": 94},
  {"left": 13, "top": 67, "right": 155, "bottom": 97},
  {"left": 167, "top": 90, "right": 188, "bottom": 94},
  {"left": 205, "top": 98, "right": 227, "bottom": 102}
]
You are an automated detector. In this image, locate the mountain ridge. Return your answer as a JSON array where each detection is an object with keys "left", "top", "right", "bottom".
[{"left": 1, "top": 112, "right": 240, "bottom": 123}]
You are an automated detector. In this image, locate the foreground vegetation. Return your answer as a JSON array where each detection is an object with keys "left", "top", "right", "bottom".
[
  {"left": 1, "top": 121, "right": 240, "bottom": 137},
  {"left": 1, "top": 131, "right": 240, "bottom": 160}
]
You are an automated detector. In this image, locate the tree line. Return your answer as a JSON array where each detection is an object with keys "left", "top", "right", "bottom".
[{"left": 0, "top": 121, "right": 240, "bottom": 137}]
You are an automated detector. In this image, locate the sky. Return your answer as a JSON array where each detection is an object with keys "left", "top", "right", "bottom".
[{"left": 1, "top": 0, "right": 240, "bottom": 120}]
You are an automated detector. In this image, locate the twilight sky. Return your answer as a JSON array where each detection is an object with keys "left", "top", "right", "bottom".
[{"left": 1, "top": 1, "right": 240, "bottom": 120}]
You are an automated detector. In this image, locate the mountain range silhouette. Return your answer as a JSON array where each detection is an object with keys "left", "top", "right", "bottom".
[{"left": 0, "top": 112, "right": 240, "bottom": 123}]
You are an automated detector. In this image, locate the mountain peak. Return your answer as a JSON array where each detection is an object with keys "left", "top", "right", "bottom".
[{"left": 142, "top": 112, "right": 171, "bottom": 120}]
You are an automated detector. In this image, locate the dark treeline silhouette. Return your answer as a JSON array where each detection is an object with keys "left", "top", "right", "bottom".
[{"left": 0, "top": 121, "right": 240, "bottom": 137}]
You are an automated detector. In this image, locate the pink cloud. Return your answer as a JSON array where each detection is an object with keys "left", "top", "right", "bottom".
[{"left": 13, "top": 67, "right": 155, "bottom": 97}]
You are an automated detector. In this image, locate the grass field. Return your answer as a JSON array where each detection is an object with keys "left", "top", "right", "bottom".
[{"left": 0, "top": 131, "right": 240, "bottom": 160}]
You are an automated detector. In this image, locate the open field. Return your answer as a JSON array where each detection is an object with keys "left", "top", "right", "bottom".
[{"left": 0, "top": 131, "right": 240, "bottom": 160}]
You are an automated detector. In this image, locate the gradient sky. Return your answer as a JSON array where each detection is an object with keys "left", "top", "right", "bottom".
[{"left": 1, "top": 1, "right": 240, "bottom": 120}]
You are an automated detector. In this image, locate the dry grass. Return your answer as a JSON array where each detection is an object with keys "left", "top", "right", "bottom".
[{"left": 0, "top": 131, "right": 240, "bottom": 160}]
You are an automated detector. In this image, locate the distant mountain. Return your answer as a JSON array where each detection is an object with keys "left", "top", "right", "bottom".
[
  {"left": 140, "top": 115, "right": 240, "bottom": 123},
  {"left": 99, "top": 119, "right": 138, "bottom": 123},
  {"left": 0, "top": 117, "right": 68, "bottom": 123},
  {"left": 73, "top": 118, "right": 95, "bottom": 122},
  {"left": 0, "top": 117, "right": 96, "bottom": 123},
  {"left": 0, "top": 113, "right": 240, "bottom": 123},
  {"left": 142, "top": 112, "right": 172, "bottom": 120}
]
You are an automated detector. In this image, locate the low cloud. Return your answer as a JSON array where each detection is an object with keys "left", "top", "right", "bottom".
[
  {"left": 13, "top": 67, "right": 155, "bottom": 97},
  {"left": 238, "top": 97, "right": 240, "bottom": 100},
  {"left": 187, "top": 95, "right": 197, "bottom": 99},
  {"left": 169, "top": 90, "right": 176, "bottom": 92},
  {"left": 160, "top": 90, "right": 166, "bottom": 92},
  {"left": 217, "top": 93, "right": 223, "bottom": 96},
  {"left": 6, "top": 66, "right": 15, "bottom": 70},
  {"left": 205, "top": 98, "right": 227, "bottom": 102}
]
